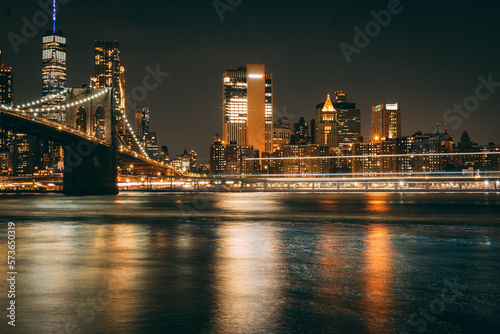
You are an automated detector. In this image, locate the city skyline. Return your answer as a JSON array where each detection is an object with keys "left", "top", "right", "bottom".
[
  {"left": 1, "top": 3, "right": 500, "bottom": 333},
  {"left": 2, "top": 0, "right": 500, "bottom": 162}
]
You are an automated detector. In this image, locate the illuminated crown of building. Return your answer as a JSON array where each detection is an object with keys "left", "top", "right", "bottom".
[{"left": 322, "top": 93, "right": 335, "bottom": 112}]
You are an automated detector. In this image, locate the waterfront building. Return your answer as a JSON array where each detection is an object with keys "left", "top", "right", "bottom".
[
  {"left": 210, "top": 135, "right": 226, "bottom": 176},
  {"left": 395, "top": 129, "right": 454, "bottom": 173},
  {"left": 11, "top": 134, "right": 44, "bottom": 175},
  {"left": 452, "top": 131, "right": 500, "bottom": 171},
  {"left": 188, "top": 147, "right": 198, "bottom": 172},
  {"left": 352, "top": 141, "right": 383, "bottom": 174},
  {"left": 170, "top": 150, "right": 191, "bottom": 173},
  {"left": 282, "top": 144, "right": 330, "bottom": 175},
  {"left": 209, "top": 135, "right": 256, "bottom": 176},
  {"left": 351, "top": 137, "right": 397, "bottom": 174},
  {"left": 262, "top": 149, "right": 284, "bottom": 174},
  {"left": 225, "top": 143, "right": 255, "bottom": 175}
]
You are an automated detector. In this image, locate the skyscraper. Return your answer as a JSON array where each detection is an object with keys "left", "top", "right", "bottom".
[
  {"left": 0, "top": 50, "right": 13, "bottom": 106},
  {"left": 2, "top": 51, "right": 47, "bottom": 176},
  {"left": 210, "top": 135, "right": 226, "bottom": 176},
  {"left": 0, "top": 50, "right": 13, "bottom": 175},
  {"left": 145, "top": 132, "right": 159, "bottom": 160},
  {"left": 372, "top": 103, "right": 401, "bottom": 140},
  {"left": 314, "top": 94, "right": 338, "bottom": 149},
  {"left": 41, "top": 0, "right": 66, "bottom": 121},
  {"left": 188, "top": 147, "right": 198, "bottom": 172},
  {"left": 292, "top": 117, "right": 310, "bottom": 145},
  {"left": 222, "top": 63, "right": 273, "bottom": 155},
  {"left": 135, "top": 105, "right": 150, "bottom": 143},
  {"left": 94, "top": 41, "right": 125, "bottom": 134},
  {"left": 332, "top": 91, "right": 361, "bottom": 149}
]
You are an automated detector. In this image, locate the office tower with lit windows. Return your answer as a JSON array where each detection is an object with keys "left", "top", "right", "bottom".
[
  {"left": 314, "top": 94, "right": 338, "bottom": 149},
  {"left": 225, "top": 143, "right": 255, "bottom": 175},
  {"left": 0, "top": 50, "right": 14, "bottom": 175},
  {"left": 372, "top": 103, "right": 401, "bottom": 140},
  {"left": 282, "top": 144, "right": 330, "bottom": 175},
  {"left": 222, "top": 63, "right": 273, "bottom": 155},
  {"left": 292, "top": 117, "right": 310, "bottom": 145},
  {"left": 188, "top": 147, "right": 198, "bottom": 172},
  {"left": 332, "top": 91, "right": 361, "bottom": 149},
  {"left": 41, "top": 2, "right": 66, "bottom": 121},
  {"left": 145, "top": 132, "right": 159, "bottom": 160},
  {"left": 210, "top": 135, "right": 226, "bottom": 175},
  {"left": 135, "top": 105, "right": 150, "bottom": 143},
  {"left": 94, "top": 40, "right": 125, "bottom": 134},
  {"left": 0, "top": 50, "right": 13, "bottom": 106},
  {"left": 4, "top": 51, "right": 46, "bottom": 175},
  {"left": 2, "top": 51, "right": 45, "bottom": 176}
]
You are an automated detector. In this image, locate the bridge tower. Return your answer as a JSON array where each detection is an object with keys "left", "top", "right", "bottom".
[{"left": 63, "top": 87, "right": 118, "bottom": 195}]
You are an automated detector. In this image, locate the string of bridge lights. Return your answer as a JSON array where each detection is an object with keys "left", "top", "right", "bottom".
[
  {"left": 14, "top": 89, "right": 68, "bottom": 109},
  {"left": 3, "top": 90, "right": 108, "bottom": 114},
  {"left": 116, "top": 79, "right": 150, "bottom": 159},
  {"left": 1, "top": 88, "right": 150, "bottom": 160},
  {"left": 119, "top": 108, "right": 150, "bottom": 159}
]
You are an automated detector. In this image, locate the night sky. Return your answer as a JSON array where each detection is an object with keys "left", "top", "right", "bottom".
[{"left": 1, "top": 0, "right": 500, "bottom": 163}]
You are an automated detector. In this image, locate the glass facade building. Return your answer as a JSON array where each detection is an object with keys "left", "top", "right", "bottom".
[
  {"left": 333, "top": 91, "right": 361, "bottom": 149},
  {"left": 222, "top": 63, "right": 273, "bottom": 154},
  {"left": 42, "top": 30, "right": 67, "bottom": 121},
  {"left": 94, "top": 41, "right": 125, "bottom": 134},
  {"left": 135, "top": 105, "right": 150, "bottom": 143},
  {"left": 372, "top": 102, "right": 401, "bottom": 140}
]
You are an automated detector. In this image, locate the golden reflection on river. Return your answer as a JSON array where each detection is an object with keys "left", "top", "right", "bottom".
[
  {"left": 366, "top": 193, "right": 391, "bottom": 213},
  {"left": 211, "top": 223, "right": 283, "bottom": 333},
  {"left": 99, "top": 225, "right": 148, "bottom": 330},
  {"left": 363, "top": 224, "right": 394, "bottom": 332}
]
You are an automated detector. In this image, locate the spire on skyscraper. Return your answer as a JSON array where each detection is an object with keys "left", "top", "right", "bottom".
[
  {"left": 322, "top": 93, "right": 335, "bottom": 112},
  {"left": 52, "top": 0, "right": 57, "bottom": 33}
]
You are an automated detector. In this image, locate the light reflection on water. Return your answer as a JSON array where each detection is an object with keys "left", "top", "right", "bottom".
[
  {"left": 212, "top": 224, "right": 283, "bottom": 334},
  {"left": 0, "top": 192, "right": 499, "bottom": 333},
  {"left": 363, "top": 225, "right": 394, "bottom": 332}
]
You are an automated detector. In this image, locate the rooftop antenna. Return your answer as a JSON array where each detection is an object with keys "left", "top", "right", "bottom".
[{"left": 52, "top": 0, "right": 56, "bottom": 33}]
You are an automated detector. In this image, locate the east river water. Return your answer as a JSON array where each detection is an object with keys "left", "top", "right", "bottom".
[{"left": 0, "top": 192, "right": 499, "bottom": 333}]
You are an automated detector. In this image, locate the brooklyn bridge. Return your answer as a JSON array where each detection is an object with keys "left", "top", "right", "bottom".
[{"left": 0, "top": 86, "right": 175, "bottom": 195}]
